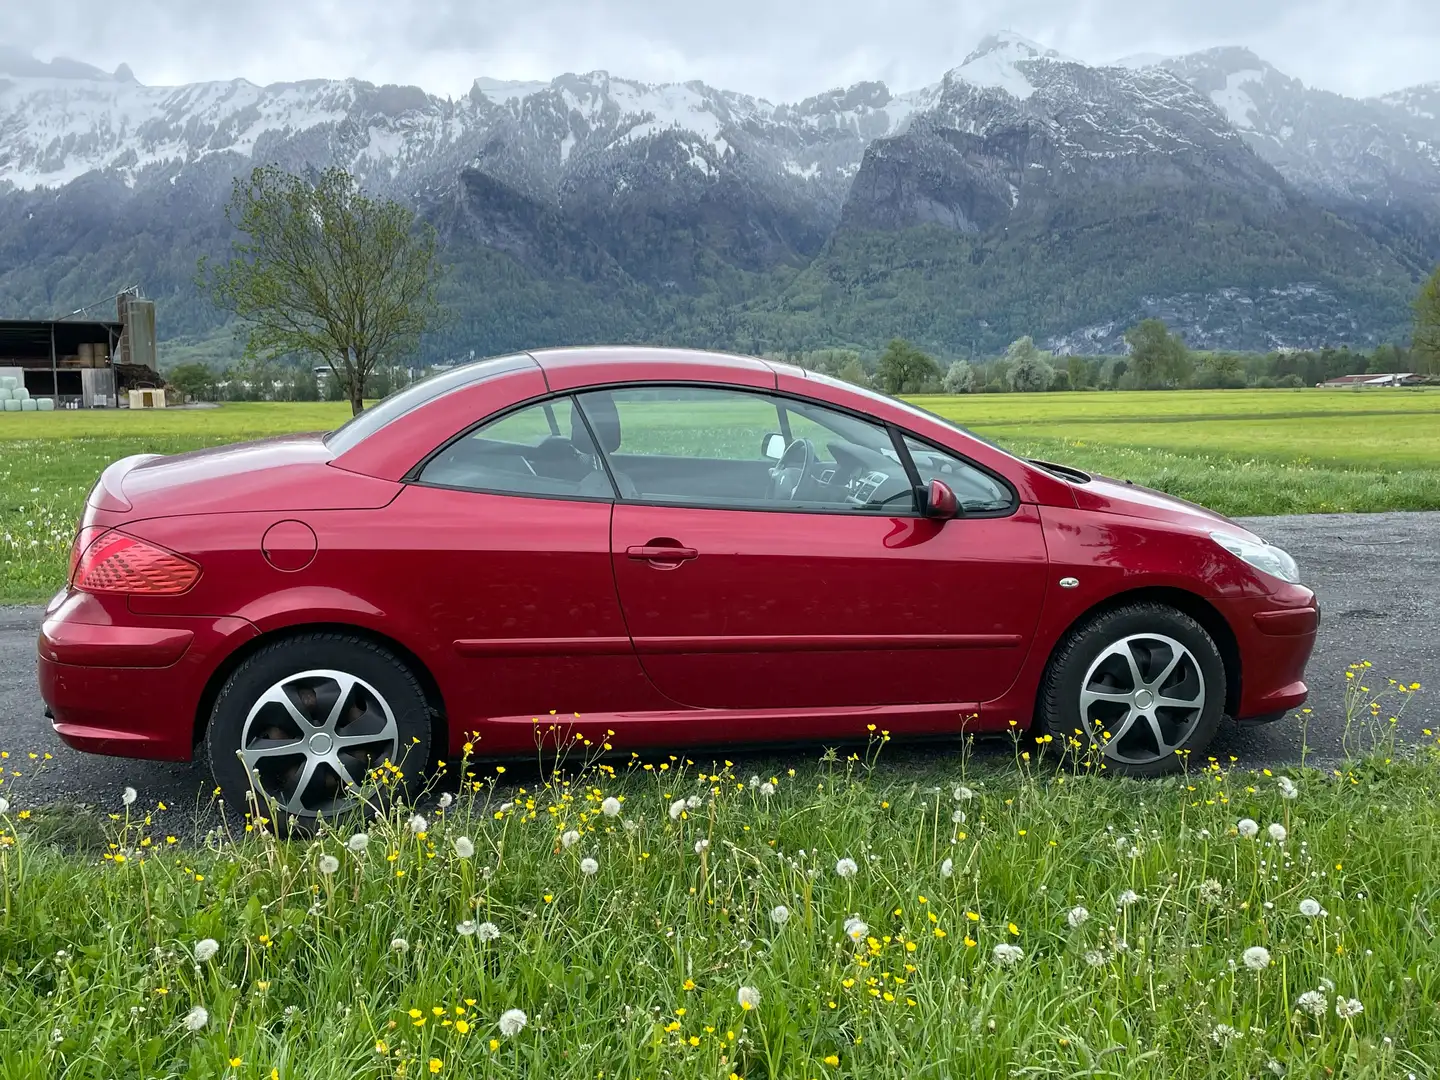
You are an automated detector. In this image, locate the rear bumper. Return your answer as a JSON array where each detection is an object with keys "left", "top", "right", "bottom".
[
  {"left": 38, "top": 590, "right": 256, "bottom": 762},
  {"left": 1218, "top": 585, "right": 1319, "bottom": 720}
]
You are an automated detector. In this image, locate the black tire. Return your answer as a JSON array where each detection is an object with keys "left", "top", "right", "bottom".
[
  {"left": 205, "top": 632, "right": 432, "bottom": 830},
  {"left": 1037, "top": 603, "right": 1226, "bottom": 778}
]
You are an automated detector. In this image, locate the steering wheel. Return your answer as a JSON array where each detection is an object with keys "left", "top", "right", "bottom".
[{"left": 768, "top": 438, "right": 816, "bottom": 501}]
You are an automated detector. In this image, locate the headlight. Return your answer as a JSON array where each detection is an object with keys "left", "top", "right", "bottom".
[{"left": 1210, "top": 532, "right": 1300, "bottom": 585}]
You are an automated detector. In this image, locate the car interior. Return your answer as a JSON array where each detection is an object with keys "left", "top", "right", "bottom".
[{"left": 417, "top": 388, "right": 1012, "bottom": 514}]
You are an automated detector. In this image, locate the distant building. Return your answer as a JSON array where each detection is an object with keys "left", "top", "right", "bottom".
[
  {"left": 0, "top": 292, "right": 164, "bottom": 408},
  {"left": 1318, "top": 373, "right": 1424, "bottom": 388}
]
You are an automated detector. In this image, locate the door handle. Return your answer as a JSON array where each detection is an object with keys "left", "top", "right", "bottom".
[{"left": 626, "top": 543, "right": 698, "bottom": 563}]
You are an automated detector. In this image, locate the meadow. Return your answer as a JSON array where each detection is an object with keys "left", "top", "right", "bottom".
[
  {"left": 2, "top": 388, "right": 1438, "bottom": 605},
  {"left": 0, "top": 672, "right": 1434, "bottom": 1079}
]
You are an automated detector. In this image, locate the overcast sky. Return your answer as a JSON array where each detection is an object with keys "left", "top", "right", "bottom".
[{"left": 6, "top": 0, "right": 1437, "bottom": 101}]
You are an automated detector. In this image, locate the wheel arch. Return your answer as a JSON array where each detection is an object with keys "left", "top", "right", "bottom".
[
  {"left": 1039, "top": 586, "right": 1242, "bottom": 718},
  {"left": 193, "top": 623, "right": 449, "bottom": 754}
]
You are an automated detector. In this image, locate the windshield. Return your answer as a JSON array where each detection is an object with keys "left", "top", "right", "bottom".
[{"left": 800, "top": 370, "right": 1015, "bottom": 455}]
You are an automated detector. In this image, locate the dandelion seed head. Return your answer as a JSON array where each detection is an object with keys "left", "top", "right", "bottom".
[
  {"left": 759, "top": 781, "right": 775, "bottom": 796},
  {"left": 1209, "top": 1023, "right": 1241, "bottom": 1046},
  {"left": 437, "top": 792, "right": 453, "bottom": 808},
  {"left": 182, "top": 1006, "right": 208, "bottom": 1032},
  {"left": 580, "top": 856, "right": 599, "bottom": 875},
  {"left": 737, "top": 986, "right": 761, "bottom": 1010},
  {"left": 1278, "top": 776, "right": 1298, "bottom": 800},
  {"left": 1299, "top": 898, "right": 1322, "bottom": 917},
  {"left": 694, "top": 839, "right": 710, "bottom": 854},
  {"left": 318, "top": 854, "right": 340, "bottom": 875},
  {"left": 1242, "top": 945, "right": 1271, "bottom": 971},
  {"left": 122, "top": 787, "right": 138, "bottom": 807},
  {"left": 770, "top": 905, "right": 790, "bottom": 926},
  {"left": 476, "top": 921, "right": 500, "bottom": 942},
  {"left": 1267, "top": 822, "right": 1287, "bottom": 842},
  {"left": 1336, "top": 997, "right": 1364, "bottom": 1019},
  {"left": 835, "top": 857, "right": 858, "bottom": 879},
  {"left": 390, "top": 937, "right": 409, "bottom": 953},
  {"left": 194, "top": 939, "right": 219, "bottom": 963},
  {"left": 1083, "top": 949, "right": 1106, "bottom": 967},
  {"left": 498, "top": 1008, "right": 528, "bottom": 1036},
  {"left": 601, "top": 797, "right": 622, "bottom": 817},
  {"left": 669, "top": 799, "right": 686, "bottom": 820},
  {"left": 454, "top": 836, "right": 475, "bottom": 859},
  {"left": 346, "top": 832, "right": 370, "bottom": 853},
  {"left": 843, "top": 916, "right": 868, "bottom": 942},
  {"left": 1117, "top": 890, "right": 1140, "bottom": 908},
  {"left": 457, "top": 920, "right": 477, "bottom": 936},
  {"left": 954, "top": 785, "right": 974, "bottom": 801},
  {"left": 940, "top": 857, "right": 953, "bottom": 878},
  {"left": 407, "top": 814, "right": 427, "bottom": 835},
  {"left": 992, "top": 943, "right": 1024, "bottom": 966},
  {"left": 1066, "top": 905, "right": 1089, "bottom": 929},
  {"left": 1237, "top": 818, "right": 1259, "bottom": 838}
]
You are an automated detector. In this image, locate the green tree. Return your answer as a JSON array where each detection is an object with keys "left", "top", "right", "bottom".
[
  {"left": 1408, "top": 269, "right": 1439, "bottom": 374},
  {"left": 875, "top": 338, "right": 941, "bottom": 394},
  {"left": 202, "top": 165, "right": 444, "bottom": 415},
  {"left": 943, "top": 360, "right": 975, "bottom": 394},
  {"left": 1066, "top": 356, "right": 1090, "bottom": 390},
  {"left": 837, "top": 357, "right": 871, "bottom": 388},
  {"left": 1124, "top": 319, "right": 1190, "bottom": 388},
  {"left": 165, "top": 362, "right": 216, "bottom": 401},
  {"left": 1004, "top": 337, "right": 1054, "bottom": 392}
]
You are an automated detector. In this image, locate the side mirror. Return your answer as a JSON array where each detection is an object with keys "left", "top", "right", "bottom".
[
  {"left": 923, "top": 478, "right": 960, "bottom": 520},
  {"left": 762, "top": 432, "right": 787, "bottom": 460}
]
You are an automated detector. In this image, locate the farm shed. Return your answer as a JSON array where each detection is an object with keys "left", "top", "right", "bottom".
[{"left": 0, "top": 295, "right": 164, "bottom": 409}]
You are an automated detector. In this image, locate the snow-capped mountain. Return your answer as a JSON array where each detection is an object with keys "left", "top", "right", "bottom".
[
  {"left": 0, "top": 33, "right": 1432, "bottom": 357},
  {"left": 1123, "top": 48, "right": 1440, "bottom": 264}
]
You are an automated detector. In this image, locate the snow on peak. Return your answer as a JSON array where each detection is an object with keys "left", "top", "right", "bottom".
[
  {"left": 953, "top": 32, "right": 1078, "bottom": 100},
  {"left": 1209, "top": 69, "right": 1266, "bottom": 131},
  {"left": 472, "top": 77, "right": 550, "bottom": 103},
  {"left": 1112, "top": 53, "right": 1170, "bottom": 70}
]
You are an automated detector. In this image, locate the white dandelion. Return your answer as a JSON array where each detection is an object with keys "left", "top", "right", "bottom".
[
  {"left": 992, "top": 943, "right": 1024, "bottom": 966},
  {"left": 694, "top": 839, "right": 710, "bottom": 854},
  {"left": 749, "top": 775, "right": 761, "bottom": 788},
  {"left": 498, "top": 1008, "right": 528, "bottom": 1037},
  {"left": 686, "top": 795, "right": 703, "bottom": 810},
  {"left": 835, "top": 857, "right": 858, "bottom": 879},
  {"left": 1066, "top": 906, "right": 1089, "bottom": 928},
  {"left": 476, "top": 921, "right": 500, "bottom": 942},
  {"left": 1117, "top": 890, "right": 1140, "bottom": 908},
  {"left": 843, "top": 916, "right": 868, "bottom": 943},
  {"left": 193, "top": 939, "right": 219, "bottom": 963},
  {"left": 454, "top": 836, "right": 475, "bottom": 859},
  {"left": 1278, "top": 776, "right": 1298, "bottom": 800},
  {"left": 182, "top": 1006, "right": 208, "bottom": 1032},
  {"left": 1299, "top": 898, "right": 1322, "bottom": 917},
  {"left": 601, "top": 797, "right": 622, "bottom": 817},
  {"left": 1242, "top": 945, "right": 1272, "bottom": 971},
  {"left": 122, "top": 787, "right": 138, "bottom": 807},
  {"left": 1210, "top": 1023, "right": 1241, "bottom": 1046},
  {"left": 1267, "top": 823, "right": 1287, "bottom": 842},
  {"left": 438, "top": 792, "right": 453, "bottom": 809},
  {"left": 737, "top": 986, "right": 761, "bottom": 1011},
  {"left": 318, "top": 854, "right": 340, "bottom": 875},
  {"left": 1319, "top": 977, "right": 1335, "bottom": 992},
  {"left": 770, "top": 905, "right": 790, "bottom": 926},
  {"left": 1083, "top": 949, "right": 1107, "bottom": 967},
  {"left": 407, "top": 814, "right": 428, "bottom": 835},
  {"left": 579, "top": 857, "right": 599, "bottom": 875},
  {"left": 346, "top": 832, "right": 370, "bottom": 853},
  {"left": 1296, "top": 990, "right": 1327, "bottom": 1017},
  {"left": 0, "top": 797, "right": 9, "bottom": 814},
  {"left": 954, "top": 785, "right": 974, "bottom": 801},
  {"left": 759, "top": 782, "right": 775, "bottom": 796},
  {"left": 1199, "top": 878, "right": 1224, "bottom": 904},
  {"left": 457, "top": 920, "right": 477, "bottom": 936},
  {"left": 1335, "top": 997, "right": 1364, "bottom": 1020},
  {"left": 951, "top": 809, "right": 966, "bottom": 824},
  {"left": 560, "top": 830, "right": 581, "bottom": 849},
  {"left": 940, "top": 858, "right": 954, "bottom": 878},
  {"left": 669, "top": 799, "right": 687, "bottom": 820},
  {"left": 390, "top": 937, "right": 409, "bottom": 953},
  {"left": 1237, "top": 818, "right": 1259, "bottom": 839}
]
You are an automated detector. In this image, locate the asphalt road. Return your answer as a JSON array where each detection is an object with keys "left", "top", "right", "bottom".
[{"left": 1, "top": 512, "right": 1435, "bottom": 823}]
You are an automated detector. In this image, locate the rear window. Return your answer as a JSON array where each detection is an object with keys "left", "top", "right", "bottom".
[{"left": 324, "top": 353, "right": 534, "bottom": 455}]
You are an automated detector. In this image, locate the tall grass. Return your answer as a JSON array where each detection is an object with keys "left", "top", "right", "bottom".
[{"left": 0, "top": 673, "right": 1432, "bottom": 1079}]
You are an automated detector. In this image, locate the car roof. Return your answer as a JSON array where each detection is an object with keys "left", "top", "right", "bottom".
[{"left": 527, "top": 346, "right": 777, "bottom": 390}]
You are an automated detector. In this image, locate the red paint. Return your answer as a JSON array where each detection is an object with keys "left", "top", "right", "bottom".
[{"left": 37, "top": 346, "right": 1317, "bottom": 767}]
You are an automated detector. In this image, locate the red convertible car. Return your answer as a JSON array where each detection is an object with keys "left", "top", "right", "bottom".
[{"left": 38, "top": 347, "right": 1317, "bottom": 821}]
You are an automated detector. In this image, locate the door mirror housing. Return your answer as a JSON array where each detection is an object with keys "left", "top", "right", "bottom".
[
  {"left": 761, "top": 432, "right": 787, "bottom": 460},
  {"left": 922, "top": 478, "right": 960, "bottom": 520}
]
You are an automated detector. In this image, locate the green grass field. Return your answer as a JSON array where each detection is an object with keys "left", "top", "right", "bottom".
[
  {"left": 0, "top": 679, "right": 1435, "bottom": 1080},
  {"left": 2, "top": 389, "right": 1438, "bottom": 605}
]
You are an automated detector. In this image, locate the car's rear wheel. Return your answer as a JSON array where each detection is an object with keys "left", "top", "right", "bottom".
[
  {"left": 1038, "top": 603, "right": 1226, "bottom": 777},
  {"left": 206, "top": 633, "right": 432, "bottom": 828}
]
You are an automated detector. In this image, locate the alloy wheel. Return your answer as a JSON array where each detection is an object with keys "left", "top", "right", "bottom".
[
  {"left": 237, "top": 669, "right": 400, "bottom": 817},
  {"left": 1078, "top": 634, "right": 1207, "bottom": 766}
]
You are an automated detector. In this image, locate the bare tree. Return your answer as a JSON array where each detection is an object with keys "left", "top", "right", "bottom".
[{"left": 203, "top": 165, "right": 442, "bottom": 414}]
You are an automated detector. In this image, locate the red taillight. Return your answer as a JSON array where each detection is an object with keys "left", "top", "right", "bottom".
[
  {"left": 72, "top": 531, "right": 200, "bottom": 595},
  {"left": 68, "top": 526, "right": 105, "bottom": 581}
]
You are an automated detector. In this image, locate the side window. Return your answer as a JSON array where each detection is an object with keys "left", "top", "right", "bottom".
[
  {"left": 901, "top": 435, "right": 1013, "bottom": 514},
  {"left": 417, "top": 397, "right": 617, "bottom": 500},
  {"left": 575, "top": 386, "right": 915, "bottom": 512}
]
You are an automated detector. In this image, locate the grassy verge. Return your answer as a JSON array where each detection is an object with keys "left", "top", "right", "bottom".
[{"left": 0, "top": 677, "right": 1433, "bottom": 1079}]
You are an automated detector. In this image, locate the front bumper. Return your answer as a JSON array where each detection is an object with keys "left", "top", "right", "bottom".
[
  {"left": 38, "top": 590, "right": 256, "bottom": 762},
  {"left": 1219, "top": 583, "right": 1319, "bottom": 720}
]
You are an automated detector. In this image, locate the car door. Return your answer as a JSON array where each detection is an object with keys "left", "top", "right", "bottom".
[
  {"left": 385, "top": 396, "right": 663, "bottom": 739},
  {"left": 581, "top": 384, "right": 1049, "bottom": 711}
]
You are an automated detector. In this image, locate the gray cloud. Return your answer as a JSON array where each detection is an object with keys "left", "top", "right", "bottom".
[{"left": 6, "top": 0, "right": 1437, "bottom": 101}]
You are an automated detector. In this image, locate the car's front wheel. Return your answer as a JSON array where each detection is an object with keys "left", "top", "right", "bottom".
[
  {"left": 1038, "top": 603, "right": 1226, "bottom": 777},
  {"left": 206, "top": 633, "right": 432, "bottom": 827}
]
